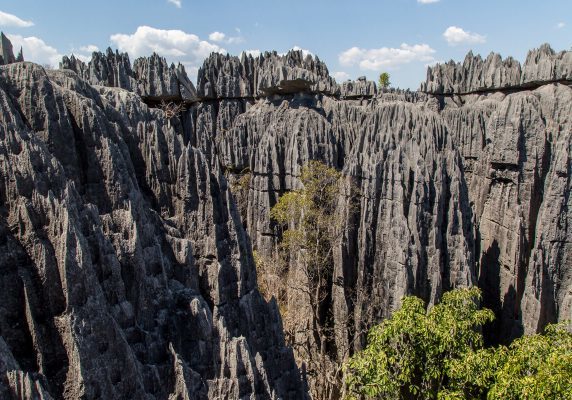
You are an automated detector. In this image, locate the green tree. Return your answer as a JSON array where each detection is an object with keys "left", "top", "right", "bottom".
[
  {"left": 447, "top": 323, "right": 572, "bottom": 399},
  {"left": 378, "top": 72, "right": 391, "bottom": 90},
  {"left": 344, "top": 287, "right": 572, "bottom": 400},
  {"left": 271, "top": 161, "right": 345, "bottom": 400},
  {"left": 344, "top": 287, "right": 494, "bottom": 399},
  {"left": 491, "top": 323, "right": 572, "bottom": 399}
]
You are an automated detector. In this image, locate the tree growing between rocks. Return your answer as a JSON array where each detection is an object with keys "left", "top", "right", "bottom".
[
  {"left": 378, "top": 72, "right": 390, "bottom": 90},
  {"left": 269, "top": 161, "right": 348, "bottom": 400},
  {"left": 158, "top": 99, "right": 186, "bottom": 127}
]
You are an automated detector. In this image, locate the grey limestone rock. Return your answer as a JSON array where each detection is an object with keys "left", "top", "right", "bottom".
[
  {"left": 2, "top": 29, "right": 571, "bottom": 399},
  {"left": 421, "top": 51, "right": 521, "bottom": 94},
  {"left": 433, "top": 81, "right": 572, "bottom": 342},
  {"left": 60, "top": 49, "right": 198, "bottom": 102},
  {"left": 422, "top": 44, "right": 572, "bottom": 95},
  {"left": 0, "top": 51, "right": 305, "bottom": 398},
  {"left": 196, "top": 50, "right": 339, "bottom": 99},
  {"left": 0, "top": 32, "right": 16, "bottom": 65},
  {"left": 339, "top": 78, "right": 377, "bottom": 98},
  {"left": 521, "top": 43, "right": 572, "bottom": 84}
]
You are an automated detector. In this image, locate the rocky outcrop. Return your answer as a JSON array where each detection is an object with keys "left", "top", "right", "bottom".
[
  {"left": 1, "top": 31, "right": 571, "bottom": 399},
  {"left": 197, "top": 51, "right": 339, "bottom": 99},
  {"left": 421, "top": 43, "right": 572, "bottom": 95},
  {"left": 60, "top": 49, "right": 198, "bottom": 101},
  {"left": 339, "top": 76, "right": 377, "bottom": 98},
  {"left": 0, "top": 33, "right": 21, "bottom": 66},
  {"left": 212, "top": 43, "right": 572, "bottom": 393},
  {"left": 421, "top": 51, "right": 521, "bottom": 94},
  {"left": 0, "top": 54, "right": 306, "bottom": 399},
  {"left": 439, "top": 84, "right": 572, "bottom": 343},
  {"left": 197, "top": 50, "right": 380, "bottom": 100},
  {"left": 62, "top": 48, "right": 376, "bottom": 103},
  {"left": 521, "top": 43, "right": 572, "bottom": 84}
]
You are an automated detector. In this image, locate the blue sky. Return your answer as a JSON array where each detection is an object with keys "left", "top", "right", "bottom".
[{"left": 1, "top": 0, "right": 571, "bottom": 89}]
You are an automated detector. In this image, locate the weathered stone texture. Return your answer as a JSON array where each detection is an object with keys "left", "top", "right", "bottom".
[
  {"left": 60, "top": 49, "right": 197, "bottom": 101},
  {"left": 0, "top": 58, "right": 305, "bottom": 399},
  {"left": 1, "top": 32, "right": 571, "bottom": 399},
  {"left": 422, "top": 44, "right": 572, "bottom": 94}
]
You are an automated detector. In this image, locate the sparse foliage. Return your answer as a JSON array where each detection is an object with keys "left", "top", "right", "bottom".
[
  {"left": 159, "top": 100, "right": 186, "bottom": 120},
  {"left": 378, "top": 72, "right": 391, "bottom": 90},
  {"left": 271, "top": 160, "right": 346, "bottom": 400}
]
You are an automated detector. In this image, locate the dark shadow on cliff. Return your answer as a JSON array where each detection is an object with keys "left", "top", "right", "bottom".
[
  {"left": 479, "top": 239, "right": 502, "bottom": 345},
  {"left": 0, "top": 219, "right": 69, "bottom": 397},
  {"left": 479, "top": 239, "right": 524, "bottom": 345}
]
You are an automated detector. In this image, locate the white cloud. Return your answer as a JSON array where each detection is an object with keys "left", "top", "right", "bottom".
[
  {"left": 110, "top": 26, "right": 225, "bottom": 82},
  {"left": 227, "top": 36, "right": 244, "bottom": 44},
  {"left": 243, "top": 49, "right": 261, "bottom": 57},
  {"left": 209, "top": 31, "right": 244, "bottom": 45},
  {"left": 79, "top": 44, "right": 99, "bottom": 53},
  {"left": 339, "top": 43, "right": 435, "bottom": 70},
  {"left": 209, "top": 31, "right": 226, "bottom": 42},
  {"left": 167, "top": 0, "right": 182, "bottom": 8},
  {"left": 418, "top": 0, "right": 440, "bottom": 3},
  {"left": 556, "top": 22, "right": 566, "bottom": 29},
  {"left": 0, "top": 10, "right": 34, "bottom": 28},
  {"left": 110, "top": 26, "right": 224, "bottom": 60},
  {"left": 333, "top": 71, "right": 350, "bottom": 81},
  {"left": 7, "top": 34, "right": 62, "bottom": 67},
  {"left": 443, "top": 26, "right": 486, "bottom": 46}
]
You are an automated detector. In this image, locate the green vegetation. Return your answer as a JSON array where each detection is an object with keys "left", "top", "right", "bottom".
[
  {"left": 378, "top": 72, "right": 391, "bottom": 90},
  {"left": 271, "top": 160, "right": 346, "bottom": 400},
  {"left": 344, "top": 287, "right": 572, "bottom": 399},
  {"left": 448, "top": 323, "right": 572, "bottom": 399},
  {"left": 267, "top": 162, "right": 571, "bottom": 400}
]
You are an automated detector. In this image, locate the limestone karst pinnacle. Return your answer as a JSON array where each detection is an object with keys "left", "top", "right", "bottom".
[
  {"left": 0, "top": 31, "right": 570, "bottom": 399},
  {"left": 0, "top": 32, "right": 17, "bottom": 65}
]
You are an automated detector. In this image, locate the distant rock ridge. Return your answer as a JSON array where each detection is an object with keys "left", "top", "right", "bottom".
[
  {"left": 61, "top": 49, "right": 198, "bottom": 101},
  {"left": 421, "top": 43, "right": 572, "bottom": 94},
  {"left": 196, "top": 51, "right": 379, "bottom": 99},
  {"left": 59, "top": 49, "right": 378, "bottom": 102}
]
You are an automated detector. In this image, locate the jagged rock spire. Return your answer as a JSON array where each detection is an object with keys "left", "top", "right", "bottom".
[
  {"left": 16, "top": 46, "right": 24, "bottom": 62},
  {"left": 0, "top": 32, "right": 16, "bottom": 65}
]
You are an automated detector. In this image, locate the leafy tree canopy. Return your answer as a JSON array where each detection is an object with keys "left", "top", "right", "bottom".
[
  {"left": 344, "top": 287, "right": 572, "bottom": 400},
  {"left": 378, "top": 72, "right": 390, "bottom": 89}
]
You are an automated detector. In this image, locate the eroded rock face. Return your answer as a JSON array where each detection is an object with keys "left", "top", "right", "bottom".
[
  {"left": 0, "top": 33, "right": 19, "bottom": 66},
  {"left": 440, "top": 84, "right": 572, "bottom": 343},
  {"left": 423, "top": 44, "right": 571, "bottom": 343},
  {"left": 60, "top": 49, "right": 198, "bottom": 101},
  {"left": 0, "top": 58, "right": 306, "bottom": 399},
  {"left": 196, "top": 50, "right": 378, "bottom": 99},
  {"left": 421, "top": 43, "right": 572, "bottom": 94},
  {"left": 339, "top": 77, "right": 377, "bottom": 98},
  {"left": 1, "top": 32, "right": 571, "bottom": 399},
  {"left": 212, "top": 43, "right": 571, "bottom": 384}
]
